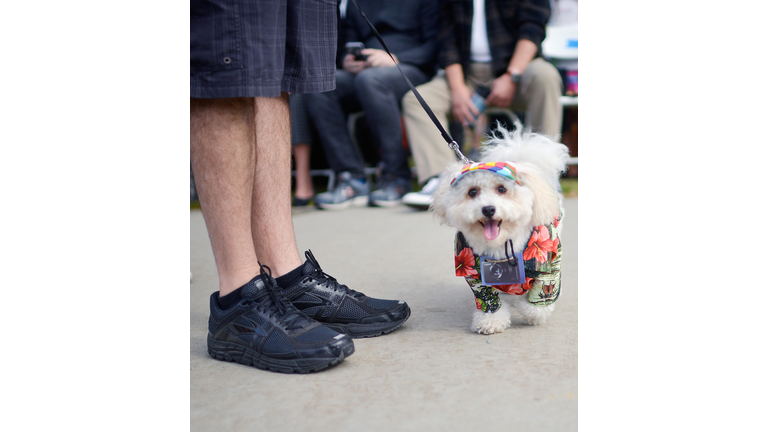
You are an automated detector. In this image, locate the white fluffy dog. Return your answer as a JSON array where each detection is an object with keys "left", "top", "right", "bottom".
[{"left": 431, "top": 122, "right": 569, "bottom": 334}]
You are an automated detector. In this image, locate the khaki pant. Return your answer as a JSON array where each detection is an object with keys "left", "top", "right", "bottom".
[{"left": 402, "top": 58, "right": 563, "bottom": 184}]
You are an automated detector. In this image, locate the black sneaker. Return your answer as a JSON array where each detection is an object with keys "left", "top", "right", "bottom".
[
  {"left": 207, "top": 266, "right": 355, "bottom": 373},
  {"left": 280, "top": 250, "right": 411, "bottom": 338}
]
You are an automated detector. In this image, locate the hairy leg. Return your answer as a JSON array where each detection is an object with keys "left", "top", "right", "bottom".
[
  {"left": 191, "top": 97, "right": 260, "bottom": 295},
  {"left": 251, "top": 93, "right": 303, "bottom": 276}
]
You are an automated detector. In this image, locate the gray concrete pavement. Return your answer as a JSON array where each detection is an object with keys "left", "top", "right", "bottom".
[{"left": 191, "top": 198, "right": 577, "bottom": 431}]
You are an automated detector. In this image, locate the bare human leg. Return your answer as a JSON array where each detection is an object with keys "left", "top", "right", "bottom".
[
  {"left": 191, "top": 97, "right": 260, "bottom": 295},
  {"left": 250, "top": 94, "right": 302, "bottom": 275},
  {"left": 191, "top": 94, "right": 301, "bottom": 296},
  {"left": 292, "top": 143, "right": 314, "bottom": 200}
]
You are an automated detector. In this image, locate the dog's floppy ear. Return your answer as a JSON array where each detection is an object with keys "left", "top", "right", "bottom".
[
  {"left": 429, "top": 162, "right": 464, "bottom": 223},
  {"left": 516, "top": 162, "right": 560, "bottom": 226}
]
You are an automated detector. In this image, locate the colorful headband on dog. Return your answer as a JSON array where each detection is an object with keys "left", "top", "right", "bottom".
[{"left": 450, "top": 161, "right": 522, "bottom": 187}]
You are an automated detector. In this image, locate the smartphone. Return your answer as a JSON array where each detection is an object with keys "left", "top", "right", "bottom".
[{"left": 344, "top": 42, "right": 367, "bottom": 61}]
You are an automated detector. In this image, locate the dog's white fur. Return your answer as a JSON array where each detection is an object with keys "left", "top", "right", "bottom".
[{"left": 431, "top": 122, "right": 569, "bottom": 334}]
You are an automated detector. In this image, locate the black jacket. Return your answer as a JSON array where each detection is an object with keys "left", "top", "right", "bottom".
[{"left": 342, "top": 0, "right": 439, "bottom": 76}]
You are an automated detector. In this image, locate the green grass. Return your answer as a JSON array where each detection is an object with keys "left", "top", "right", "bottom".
[{"left": 560, "top": 178, "right": 578, "bottom": 197}]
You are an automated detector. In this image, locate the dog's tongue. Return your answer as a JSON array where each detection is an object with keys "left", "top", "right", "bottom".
[{"left": 484, "top": 219, "right": 501, "bottom": 240}]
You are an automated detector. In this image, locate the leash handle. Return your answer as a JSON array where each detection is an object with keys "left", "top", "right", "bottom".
[{"left": 348, "top": 0, "right": 472, "bottom": 164}]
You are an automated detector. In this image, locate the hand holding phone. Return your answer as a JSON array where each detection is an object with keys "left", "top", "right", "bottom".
[{"left": 345, "top": 42, "right": 367, "bottom": 61}]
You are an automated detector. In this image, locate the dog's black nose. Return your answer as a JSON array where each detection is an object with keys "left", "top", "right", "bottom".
[{"left": 482, "top": 206, "right": 495, "bottom": 218}]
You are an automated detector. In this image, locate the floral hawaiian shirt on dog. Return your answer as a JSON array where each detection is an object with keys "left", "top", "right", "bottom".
[{"left": 454, "top": 214, "right": 562, "bottom": 313}]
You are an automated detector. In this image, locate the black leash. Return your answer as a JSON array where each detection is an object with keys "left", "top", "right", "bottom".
[{"left": 349, "top": 0, "right": 472, "bottom": 164}]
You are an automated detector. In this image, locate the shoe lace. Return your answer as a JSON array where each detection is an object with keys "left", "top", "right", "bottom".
[
  {"left": 247, "top": 265, "right": 311, "bottom": 331},
  {"left": 304, "top": 250, "right": 365, "bottom": 299}
]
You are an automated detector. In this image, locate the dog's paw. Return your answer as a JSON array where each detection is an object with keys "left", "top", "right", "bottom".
[
  {"left": 512, "top": 299, "right": 554, "bottom": 326},
  {"left": 470, "top": 308, "right": 511, "bottom": 334}
]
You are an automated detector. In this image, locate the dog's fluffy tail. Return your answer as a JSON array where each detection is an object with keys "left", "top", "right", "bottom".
[{"left": 479, "top": 120, "right": 570, "bottom": 182}]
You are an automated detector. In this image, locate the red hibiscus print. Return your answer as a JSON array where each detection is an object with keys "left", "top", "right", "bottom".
[
  {"left": 553, "top": 216, "right": 560, "bottom": 228},
  {"left": 496, "top": 277, "right": 534, "bottom": 295},
  {"left": 551, "top": 237, "right": 559, "bottom": 260},
  {"left": 496, "top": 284, "right": 526, "bottom": 295},
  {"left": 523, "top": 226, "right": 559, "bottom": 263},
  {"left": 455, "top": 247, "right": 479, "bottom": 278},
  {"left": 522, "top": 277, "right": 534, "bottom": 291}
]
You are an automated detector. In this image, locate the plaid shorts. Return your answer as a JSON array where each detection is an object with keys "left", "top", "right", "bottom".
[{"left": 191, "top": 0, "right": 338, "bottom": 98}]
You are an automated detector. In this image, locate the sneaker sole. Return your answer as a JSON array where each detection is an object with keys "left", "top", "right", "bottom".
[
  {"left": 403, "top": 201, "right": 431, "bottom": 210},
  {"left": 316, "top": 195, "right": 369, "bottom": 210},
  {"left": 322, "top": 306, "right": 411, "bottom": 339},
  {"left": 207, "top": 334, "right": 355, "bottom": 374},
  {"left": 369, "top": 198, "right": 404, "bottom": 208}
]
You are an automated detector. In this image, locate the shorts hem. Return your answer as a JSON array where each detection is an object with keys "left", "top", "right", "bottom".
[{"left": 191, "top": 76, "right": 336, "bottom": 99}]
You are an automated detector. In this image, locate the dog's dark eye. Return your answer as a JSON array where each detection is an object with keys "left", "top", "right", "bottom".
[
  {"left": 497, "top": 185, "right": 507, "bottom": 194},
  {"left": 468, "top": 188, "right": 478, "bottom": 198}
]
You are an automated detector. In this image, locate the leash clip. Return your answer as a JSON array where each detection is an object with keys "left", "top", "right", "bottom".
[{"left": 450, "top": 140, "right": 472, "bottom": 164}]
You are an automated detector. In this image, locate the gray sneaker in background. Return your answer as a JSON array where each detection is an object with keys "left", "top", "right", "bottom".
[
  {"left": 369, "top": 175, "right": 412, "bottom": 207},
  {"left": 314, "top": 172, "right": 370, "bottom": 210}
]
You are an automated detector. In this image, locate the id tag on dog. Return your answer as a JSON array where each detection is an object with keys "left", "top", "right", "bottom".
[{"left": 479, "top": 253, "right": 525, "bottom": 285}]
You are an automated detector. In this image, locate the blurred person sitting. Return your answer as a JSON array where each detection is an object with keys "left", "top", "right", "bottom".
[
  {"left": 306, "top": 0, "right": 439, "bottom": 209},
  {"left": 401, "top": 0, "right": 563, "bottom": 209}
]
